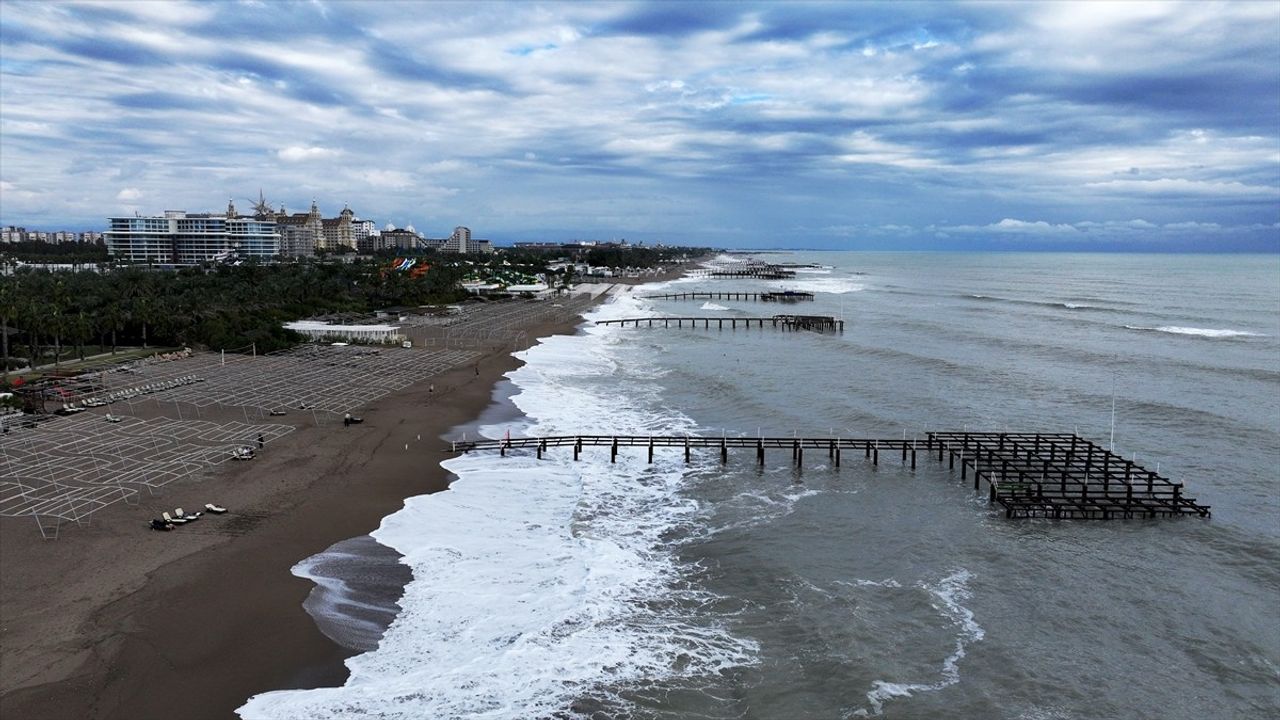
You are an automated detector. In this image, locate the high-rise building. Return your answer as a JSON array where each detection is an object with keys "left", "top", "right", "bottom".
[
  {"left": 442, "top": 226, "right": 494, "bottom": 253},
  {"left": 105, "top": 212, "right": 279, "bottom": 263}
]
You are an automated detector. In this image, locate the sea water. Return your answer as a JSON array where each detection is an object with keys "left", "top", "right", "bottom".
[{"left": 240, "top": 252, "right": 1280, "bottom": 719}]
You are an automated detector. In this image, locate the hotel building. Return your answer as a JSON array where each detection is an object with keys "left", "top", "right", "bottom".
[{"left": 105, "top": 208, "right": 280, "bottom": 264}]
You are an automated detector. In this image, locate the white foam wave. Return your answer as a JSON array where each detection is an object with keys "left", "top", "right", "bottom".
[
  {"left": 700, "top": 302, "right": 730, "bottom": 311},
  {"left": 852, "top": 569, "right": 984, "bottom": 717},
  {"left": 794, "top": 267, "right": 833, "bottom": 274},
  {"left": 834, "top": 578, "right": 903, "bottom": 589},
  {"left": 1125, "top": 325, "right": 1265, "bottom": 338},
  {"left": 240, "top": 293, "right": 756, "bottom": 719},
  {"left": 1062, "top": 302, "right": 1091, "bottom": 309},
  {"left": 773, "top": 277, "right": 865, "bottom": 295}
]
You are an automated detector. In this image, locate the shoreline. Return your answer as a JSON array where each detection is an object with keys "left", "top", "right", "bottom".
[{"left": 0, "top": 276, "right": 678, "bottom": 720}]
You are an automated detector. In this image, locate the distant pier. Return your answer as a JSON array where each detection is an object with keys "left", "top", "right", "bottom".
[
  {"left": 639, "top": 291, "right": 815, "bottom": 302},
  {"left": 596, "top": 314, "right": 843, "bottom": 333},
  {"left": 446, "top": 432, "right": 1210, "bottom": 521},
  {"left": 689, "top": 266, "right": 797, "bottom": 279}
]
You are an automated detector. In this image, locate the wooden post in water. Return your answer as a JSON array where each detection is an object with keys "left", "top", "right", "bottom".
[
  {"left": 648, "top": 437, "right": 654, "bottom": 464},
  {"left": 684, "top": 436, "right": 690, "bottom": 464},
  {"left": 757, "top": 439, "right": 764, "bottom": 465},
  {"left": 573, "top": 438, "right": 580, "bottom": 461},
  {"left": 611, "top": 437, "right": 618, "bottom": 463},
  {"left": 720, "top": 438, "right": 727, "bottom": 464},
  {"left": 873, "top": 441, "right": 879, "bottom": 466}
]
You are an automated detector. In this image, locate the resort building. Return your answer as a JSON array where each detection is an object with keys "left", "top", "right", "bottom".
[
  {"left": 271, "top": 200, "right": 355, "bottom": 255},
  {"left": 442, "top": 226, "right": 494, "bottom": 254},
  {"left": 105, "top": 211, "right": 280, "bottom": 264}
]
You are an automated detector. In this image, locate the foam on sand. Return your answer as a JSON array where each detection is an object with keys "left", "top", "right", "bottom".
[{"left": 238, "top": 294, "right": 755, "bottom": 719}]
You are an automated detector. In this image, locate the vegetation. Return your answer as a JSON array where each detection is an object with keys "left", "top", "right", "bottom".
[
  {"left": 0, "top": 244, "right": 709, "bottom": 377},
  {"left": 0, "top": 260, "right": 471, "bottom": 370},
  {"left": 1, "top": 240, "right": 110, "bottom": 265}
]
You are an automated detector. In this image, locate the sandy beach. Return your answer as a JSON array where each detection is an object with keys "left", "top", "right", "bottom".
[{"left": 0, "top": 300, "right": 611, "bottom": 719}]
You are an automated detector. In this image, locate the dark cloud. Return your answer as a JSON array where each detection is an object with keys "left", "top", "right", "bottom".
[
  {"left": 112, "top": 91, "right": 221, "bottom": 112},
  {"left": 211, "top": 52, "right": 358, "bottom": 108},
  {"left": 594, "top": 2, "right": 744, "bottom": 38},
  {"left": 368, "top": 45, "right": 514, "bottom": 93},
  {"left": 54, "top": 35, "right": 168, "bottom": 66}
]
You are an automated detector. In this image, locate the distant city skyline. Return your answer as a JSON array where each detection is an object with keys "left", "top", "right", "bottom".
[{"left": 1, "top": 1, "right": 1277, "bottom": 251}]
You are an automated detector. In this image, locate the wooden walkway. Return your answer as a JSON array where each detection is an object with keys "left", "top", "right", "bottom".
[
  {"left": 447, "top": 432, "right": 1209, "bottom": 521},
  {"left": 689, "top": 268, "right": 798, "bottom": 279},
  {"left": 596, "top": 315, "right": 844, "bottom": 333},
  {"left": 639, "top": 291, "right": 815, "bottom": 302}
]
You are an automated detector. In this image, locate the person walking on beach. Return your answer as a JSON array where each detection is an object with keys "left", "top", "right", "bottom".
[{"left": 257, "top": 433, "right": 264, "bottom": 450}]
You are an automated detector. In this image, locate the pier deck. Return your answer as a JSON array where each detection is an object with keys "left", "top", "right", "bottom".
[
  {"left": 639, "top": 291, "right": 815, "bottom": 302},
  {"left": 446, "top": 432, "right": 1209, "bottom": 521},
  {"left": 596, "top": 315, "right": 843, "bottom": 333}
]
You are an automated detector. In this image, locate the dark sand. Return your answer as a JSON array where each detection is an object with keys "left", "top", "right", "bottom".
[
  {"left": 0, "top": 311, "right": 588, "bottom": 720},
  {"left": 0, "top": 274, "right": 684, "bottom": 720}
]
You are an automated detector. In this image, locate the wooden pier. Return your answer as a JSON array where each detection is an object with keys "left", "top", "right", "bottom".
[
  {"left": 638, "top": 291, "right": 815, "bottom": 302},
  {"left": 595, "top": 314, "right": 843, "bottom": 333},
  {"left": 689, "top": 268, "right": 798, "bottom": 279},
  {"left": 446, "top": 432, "right": 1209, "bottom": 521}
]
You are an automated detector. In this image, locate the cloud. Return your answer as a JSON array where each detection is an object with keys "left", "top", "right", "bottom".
[
  {"left": 115, "top": 188, "right": 143, "bottom": 201},
  {"left": 277, "top": 146, "right": 342, "bottom": 162},
  {"left": 1084, "top": 178, "right": 1280, "bottom": 199},
  {"left": 0, "top": 1, "right": 1275, "bottom": 248}
]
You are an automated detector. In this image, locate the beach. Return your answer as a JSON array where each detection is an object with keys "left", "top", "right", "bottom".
[{"left": 0, "top": 304, "right": 601, "bottom": 719}]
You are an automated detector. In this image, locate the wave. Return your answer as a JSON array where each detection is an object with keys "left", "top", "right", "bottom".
[
  {"left": 852, "top": 569, "right": 984, "bottom": 717},
  {"left": 1124, "top": 325, "right": 1266, "bottom": 339},
  {"left": 773, "top": 277, "right": 865, "bottom": 294},
  {"left": 239, "top": 293, "right": 756, "bottom": 719},
  {"left": 966, "top": 293, "right": 1122, "bottom": 313},
  {"left": 700, "top": 302, "right": 730, "bottom": 311}
]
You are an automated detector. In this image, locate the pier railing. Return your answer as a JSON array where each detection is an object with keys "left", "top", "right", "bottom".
[
  {"left": 639, "top": 291, "right": 815, "bottom": 302},
  {"left": 595, "top": 315, "right": 843, "bottom": 333},
  {"left": 446, "top": 432, "right": 1209, "bottom": 521}
]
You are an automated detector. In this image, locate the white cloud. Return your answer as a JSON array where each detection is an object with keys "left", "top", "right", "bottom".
[
  {"left": 1084, "top": 178, "right": 1280, "bottom": 198},
  {"left": 277, "top": 146, "right": 342, "bottom": 162},
  {"left": 115, "top": 187, "right": 143, "bottom": 201}
]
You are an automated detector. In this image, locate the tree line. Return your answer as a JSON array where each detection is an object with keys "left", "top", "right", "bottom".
[{"left": 0, "top": 260, "right": 472, "bottom": 371}]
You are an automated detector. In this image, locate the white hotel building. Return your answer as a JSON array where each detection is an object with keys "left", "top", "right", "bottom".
[{"left": 105, "top": 210, "right": 280, "bottom": 264}]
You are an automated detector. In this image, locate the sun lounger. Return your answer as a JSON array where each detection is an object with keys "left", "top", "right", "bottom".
[
  {"left": 204, "top": 503, "right": 228, "bottom": 514},
  {"left": 162, "top": 511, "right": 187, "bottom": 525},
  {"left": 175, "top": 507, "right": 201, "bottom": 521}
]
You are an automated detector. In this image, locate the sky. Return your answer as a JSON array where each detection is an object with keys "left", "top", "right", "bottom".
[{"left": 0, "top": 1, "right": 1277, "bottom": 251}]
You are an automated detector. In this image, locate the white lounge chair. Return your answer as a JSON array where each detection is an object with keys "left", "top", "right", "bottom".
[
  {"left": 175, "top": 507, "right": 201, "bottom": 521},
  {"left": 162, "top": 511, "right": 187, "bottom": 525},
  {"left": 204, "top": 503, "right": 228, "bottom": 514}
]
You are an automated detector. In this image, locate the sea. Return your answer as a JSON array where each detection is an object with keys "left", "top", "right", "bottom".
[{"left": 239, "top": 252, "right": 1280, "bottom": 720}]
